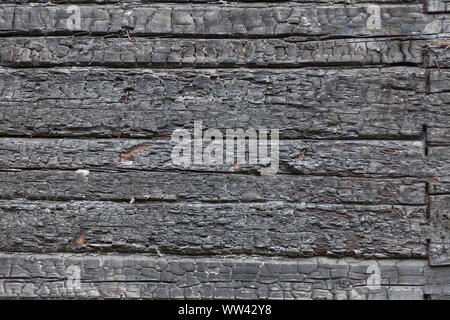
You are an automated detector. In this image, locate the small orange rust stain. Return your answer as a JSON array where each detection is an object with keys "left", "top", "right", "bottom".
[
  {"left": 120, "top": 145, "right": 148, "bottom": 163},
  {"left": 385, "top": 150, "right": 395, "bottom": 156},
  {"left": 300, "top": 190, "right": 307, "bottom": 195},
  {"left": 74, "top": 234, "right": 85, "bottom": 246},
  {"left": 234, "top": 162, "right": 241, "bottom": 168},
  {"left": 428, "top": 178, "right": 439, "bottom": 183},
  {"left": 340, "top": 177, "right": 354, "bottom": 188},
  {"left": 436, "top": 41, "right": 450, "bottom": 46}
]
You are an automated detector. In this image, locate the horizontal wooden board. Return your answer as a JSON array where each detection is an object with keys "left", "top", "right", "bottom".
[
  {"left": 0, "top": 138, "right": 435, "bottom": 177},
  {"left": 427, "top": 148, "right": 450, "bottom": 204},
  {"left": 429, "top": 70, "right": 450, "bottom": 93},
  {"left": 0, "top": 37, "right": 425, "bottom": 67},
  {"left": 426, "top": 92, "right": 450, "bottom": 128},
  {"left": 0, "top": 67, "right": 428, "bottom": 139},
  {"left": 5, "top": 0, "right": 424, "bottom": 3},
  {"left": 428, "top": 127, "right": 450, "bottom": 144},
  {"left": 427, "top": 39, "right": 450, "bottom": 68},
  {"left": 426, "top": 0, "right": 450, "bottom": 13},
  {"left": 0, "top": 170, "right": 425, "bottom": 204},
  {"left": 428, "top": 174, "right": 450, "bottom": 194},
  {"left": 425, "top": 147, "right": 450, "bottom": 180},
  {"left": 429, "top": 244, "right": 450, "bottom": 266},
  {"left": 0, "top": 200, "right": 429, "bottom": 257},
  {"left": 0, "top": 254, "right": 446, "bottom": 299},
  {"left": 0, "top": 0, "right": 447, "bottom": 300},
  {"left": 0, "top": 4, "right": 446, "bottom": 37},
  {"left": 424, "top": 71, "right": 449, "bottom": 130}
]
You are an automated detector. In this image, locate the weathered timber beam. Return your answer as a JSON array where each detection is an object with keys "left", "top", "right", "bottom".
[
  {"left": 0, "top": 253, "right": 448, "bottom": 299},
  {"left": 0, "top": 4, "right": 446, "bottom": 37},
  {"left": 0, "top": 170, "right": 426, "bottom": 204},
  {"left": 3, "top": 1, "right": 425, "bottom": 4},
  {"left": 426, "top": 0, "right": 450, "bottom": 13},
  {"left": 0, "top": 37, "right": 425, "bottom": 67},
  {"left": 427, "top": 37, "right": 450, "bottom": 68},
  {"left": 0, "top": 67, "right": 428, "bottom": 139},
  {"left": 428, "top": 127, "right": 450, "bottom": 144},
  {"left": 0, "top": 138, "right": 435, "bottom": 177},
  {"left": 428, "top": 175, "right": 450, "bottom": 194},
  {"left": 0, "top": 199, "right": 430, "bottom": 257}
]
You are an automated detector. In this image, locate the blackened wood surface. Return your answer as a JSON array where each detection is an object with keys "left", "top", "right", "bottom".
[
  {"left": 0, "top": 3, "right": 447, "bottom": 37},
  {"left": 0, "top": 0, "right": 448, "bottom": 299},
  {"left": 0, "top": 67, "right": 430, "bottom": 139}
]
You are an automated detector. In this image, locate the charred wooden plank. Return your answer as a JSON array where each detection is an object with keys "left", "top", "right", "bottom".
[
  {"left": 428, "top": 127, "right": 450, "bottom": 144},
  {"left": 0, "top": 138, "right": 439, "bottom": 177},
  {"left": 0, "top": 4, "right": 446, "bottom": 38},
  {"left": 429, "top": 70, "right": 450, "bottom": 93},
  {"left": 429, "top": 242, "right": 450, "bottom": 266},
  {"left": 5, "top": 0, "right": 424, "bottom": 3},
  {"left": 0, "top": 67, "right": 428, "bottom": 139},
  {"left": 426, "top": 93, "right": 450, "bottom": 130},
  {"left": 0, "top": 37, "right": 425, "bottom": 67},
  {"left": 424, "top": 146, "right": 450, "bottom": 178},
  {"left": 0, "top": 199, "right": 431, "bottom": 257},
  {"left": 428, "top": 174, "right": 450, "bottom": 194},
  {"left": 0, "top": 170, "right": 425, "bottom": 204},
  {"left": 0, "top": 253, "right": 448, "bottom": 299},
  {"left": 427, "top": 39, "right": 450, "bottom": 68},
  {"left": 426, "top": 0, "right": 450, "bottom": 13}
]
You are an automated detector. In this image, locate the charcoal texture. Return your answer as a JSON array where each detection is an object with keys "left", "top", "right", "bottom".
[{"left": 0, "top": 0, "right": 449, "bottom": 299}]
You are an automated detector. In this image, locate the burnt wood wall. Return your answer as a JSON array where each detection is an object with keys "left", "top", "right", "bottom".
[{"left": 0, "top": 0, "right": 449, "bottom": 299}]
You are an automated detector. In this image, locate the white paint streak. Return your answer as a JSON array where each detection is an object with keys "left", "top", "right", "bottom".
[{"left": 76, "top": 169, "right": 90, "bottom": 177}]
